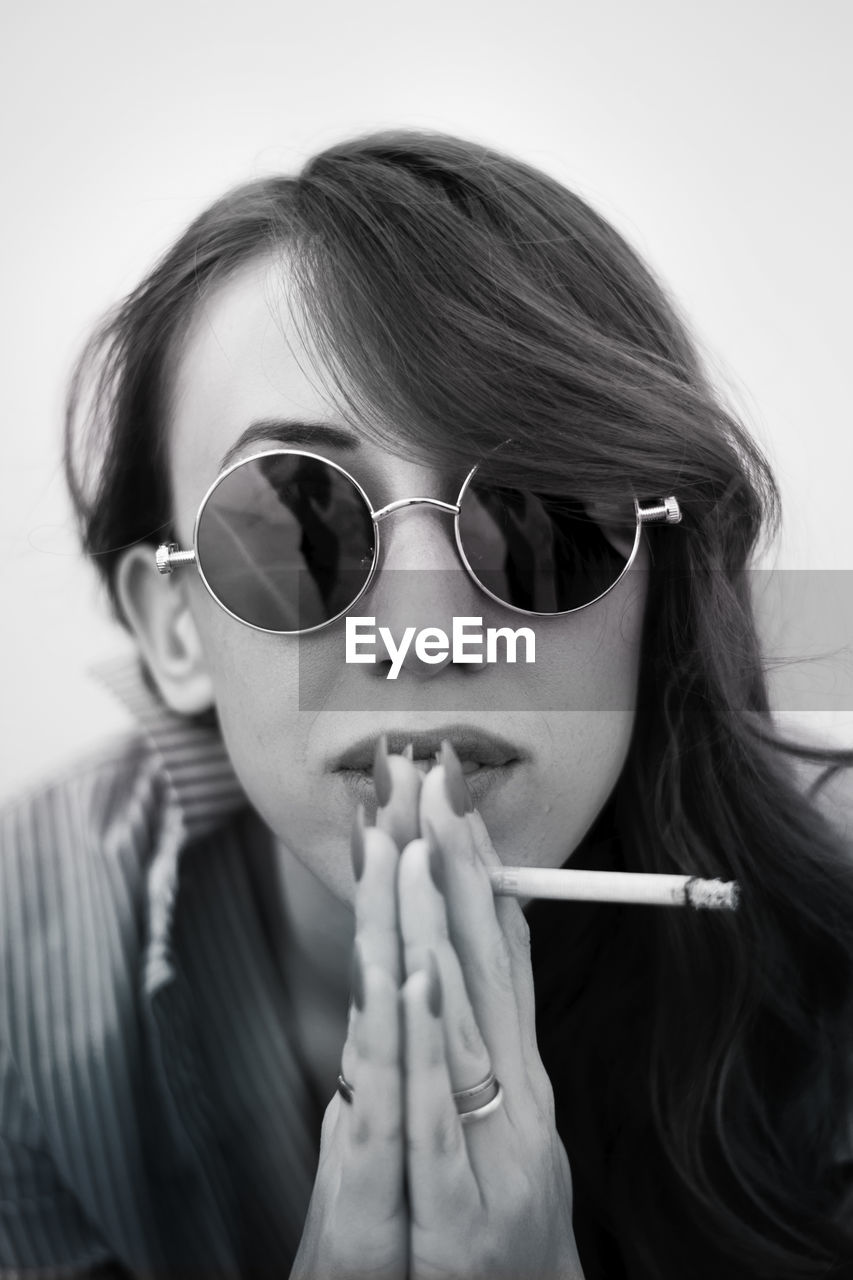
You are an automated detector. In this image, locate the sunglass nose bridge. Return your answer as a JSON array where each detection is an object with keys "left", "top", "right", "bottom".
[{"left": 372, "top": 496, "right": 461, "bottom": 522}]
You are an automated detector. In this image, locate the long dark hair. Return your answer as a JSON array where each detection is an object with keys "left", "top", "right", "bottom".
[{"left": 65, "top": 129, "right": 853, "bottom": 1277}]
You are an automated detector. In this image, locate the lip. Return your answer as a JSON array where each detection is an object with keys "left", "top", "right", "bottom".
[
  {"left": 331, "top": 726, "right": 527, "bottom": 814},
  {"left": 331, "top": 725, "right": 525, "bottom": 773},
  {"left": 335, "top": 759, "right": 523, "bottom": 813}
]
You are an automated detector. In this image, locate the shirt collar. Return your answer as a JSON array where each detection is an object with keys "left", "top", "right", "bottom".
[{"left": 92, "top": 653, "right": 248, "bottom": 844}]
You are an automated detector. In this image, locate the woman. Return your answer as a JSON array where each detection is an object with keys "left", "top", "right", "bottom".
[{"left": 2, "top": 129, "right": 853, "bottom": 1278}]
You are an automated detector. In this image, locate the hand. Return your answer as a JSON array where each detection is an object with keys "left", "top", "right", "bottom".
[
  {"left": 290, "top": 748, "right": 422, "bottom": 1280},
  {"left": 292, "top": 741, "right": 584, "bottom": 1279},
  {"left": 396, "top": 747, "right": 585, "bottom": 1279}
]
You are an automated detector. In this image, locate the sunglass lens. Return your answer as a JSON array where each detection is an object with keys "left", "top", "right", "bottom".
[
  {"left": 457, "top": 481, "right": 636, "bottom": 613},
  {"left": 197, "top": 454, "right": 375, "bottom": 631}
]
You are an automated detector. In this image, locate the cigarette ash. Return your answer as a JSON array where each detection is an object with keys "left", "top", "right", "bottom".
[{"left": 685, "top": 877, "right": 740, "bottom": 911}]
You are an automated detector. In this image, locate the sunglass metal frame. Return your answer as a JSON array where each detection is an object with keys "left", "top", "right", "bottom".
[{"left": 155, "top": 448, "right": 681, "bottom": 635}]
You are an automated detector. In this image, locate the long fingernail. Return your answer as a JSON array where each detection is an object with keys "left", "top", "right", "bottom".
[
  {"left": 350, "top": 942, "right": 365, "bottom": 1011},
  {"left": 423, "top": 820, "right": 445, "bottom": 894},
  {"left": 350, "top": 804, "right": 365, "bottom": 882},
  {"left": 440, "top": 740, "right": 474, "bottom": 816},
  {"left": 425, "top": 950, "right": 442, "bottom": 1018},
  {"left": 373, "top": 734, "right": 392, "bottom": 808},
  {"left": 402, "top": 741, "right": 414, "bottom": 760}
]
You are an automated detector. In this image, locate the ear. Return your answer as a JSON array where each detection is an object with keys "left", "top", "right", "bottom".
[{"left": 115, "top": 544, "right": 215, "bottom": 716}]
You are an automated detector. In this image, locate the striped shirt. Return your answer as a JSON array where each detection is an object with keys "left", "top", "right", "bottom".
[
  {"left": 4, "top": 660, "right": 853, "bottom": 1278},
  {"left": 0, "top": 657, "right": 321, "bottom": 1277}
]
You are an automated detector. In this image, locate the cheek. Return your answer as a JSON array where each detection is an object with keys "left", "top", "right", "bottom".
[
  {"left": 528, "top": 709, "right": 635, "bottom": 865},
  {"left": 531, "top": 561, "right": 647, "bottom": 712},
  {"left": 188, "top": 587, "right": 306, "bottom": 816},
  {"left": 510, "top": 570, "right": 646, "bottom": 864},
  {"left": 187, "top": 585, "right": 357, "bottom": 886}
]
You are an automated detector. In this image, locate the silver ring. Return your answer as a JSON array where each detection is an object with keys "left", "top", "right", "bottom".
[
  {"left": 452, "top": 1071, "right": 500, "bottom": 1115},
  {"left": 459, "top": 1085, "right": 503, "bottom": 1125},
  {"left": 456, "top": 1074, "right": 503, "bottom": 1125},
  {"left": 335, "top": 1069, "right": 503, "bottom": 1123}
]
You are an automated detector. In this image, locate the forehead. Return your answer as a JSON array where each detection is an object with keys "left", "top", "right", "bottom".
[{"left": 168, "top": 255, "right": 342, "bottom": 506}]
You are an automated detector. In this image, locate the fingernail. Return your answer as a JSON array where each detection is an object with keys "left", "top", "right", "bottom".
[
  {"left": 402, "top": 742, "right": 414, "bottom": 760},
  {"left": 440, "top": 740, "right": 474, "bottom": 816},
  {"left": 350, "top": 804, "right": 365, "bottom": 882},
  {"left": 424, "top": 820, "right": 445, "bottom": 894},
  {"left": 425, "top": 950, "right": 442, "bottom": 1018},
  {"left": 373, "top": 734, "right": 392, "bottom": 808},
  {"left": 350, "top": 942, "right": 365, "bottom": 1012}
]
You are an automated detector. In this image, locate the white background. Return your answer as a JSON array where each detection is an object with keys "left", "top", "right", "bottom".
[{"left": 2, "top": 0, "right": 851, "bottom": 801}]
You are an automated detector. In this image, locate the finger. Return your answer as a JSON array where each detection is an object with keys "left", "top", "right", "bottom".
[
  {"left": 401, "top": 957, "right": 479, "bottom": 1224},
  {"left": 374, "top": 735, "right": 423, "bottom": 850},
  {"left": 352, "top": 806, "right": 403, "bottom": 984},
  {"left": 451, "top": 809, "right": 560, "bottom": 1144},
  {"left": 397, "top": 836, "right": 493, "bottom": 1095},
  {"left": 339, "top": 949, "right": 405, "bottom": 1216},
  {"left": 418, "top": 761, "right": 547, "bottom": 1109},
  {"left": 466, "top": 807, "right": 540, "bottom": 1053}
]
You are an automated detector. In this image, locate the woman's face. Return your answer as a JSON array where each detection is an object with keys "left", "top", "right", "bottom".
[{"left": 165, "top": 255, "right": 649, "bottom": 903}]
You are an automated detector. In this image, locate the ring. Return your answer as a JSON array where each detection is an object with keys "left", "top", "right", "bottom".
[
  {"left": 335, "top": 1070, "right": 503, "bottom": 1123},
  {"left": 454, "top": 1072, "right": 503, "bottom": 1125}
]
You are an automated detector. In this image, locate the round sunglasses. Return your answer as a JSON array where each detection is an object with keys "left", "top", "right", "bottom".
[{"left": 155, "top": 449, "right": 681, "bottom": 634}]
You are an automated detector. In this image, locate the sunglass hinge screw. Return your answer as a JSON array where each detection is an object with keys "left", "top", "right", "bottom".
[
  {"left": 155, "top": 543, "right": 197, "bottom": 575},
  {"left": 637, "top": 496, "right": 681, "bottom": 525}
]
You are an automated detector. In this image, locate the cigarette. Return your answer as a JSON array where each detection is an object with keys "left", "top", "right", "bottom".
[{"left": 488, "top": 867, "right": 739, "bottom": 910}]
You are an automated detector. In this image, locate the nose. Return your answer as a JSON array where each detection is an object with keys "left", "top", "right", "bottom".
[{"left": 363, "top": 503, "right": 488, "bottom": 679}]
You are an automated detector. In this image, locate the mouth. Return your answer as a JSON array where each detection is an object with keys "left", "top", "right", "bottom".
[{"left": 331, "top": 726, "right": 526, "bottom": 806}]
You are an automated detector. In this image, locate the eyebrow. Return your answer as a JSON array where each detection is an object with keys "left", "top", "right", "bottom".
[{"left": 219, "top": 418, "right": 361, "bottom": 471}]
